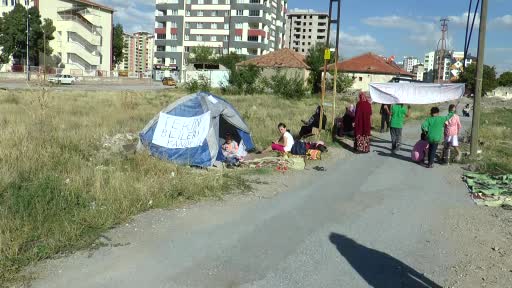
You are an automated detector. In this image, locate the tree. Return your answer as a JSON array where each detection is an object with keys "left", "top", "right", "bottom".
[
  {"left": 112, "top": 23, "right": 124, "bottom": 68},
  {"left": 0, "top": 4, "right": 55, "bottom": 66},
  {"left": 457, "top": 63, "right": 498, "bottom": 96},
  {"left": 334, "top": 73, "right": 354, "bottom": 93},
  {"left": 228, "top": 64, "right": 262, "bottom": 95},
  {"left": 305, "top": 43, "right": 334, "bottom": 94},
  {"left": 498, "top": 71, "right": 512, "bottom": 87},
  {"left": 190, "top": 45, "right": 214, "bottom": 69},
  {"left": 217, "top": 52, "right": 246, "bottom": 71}
]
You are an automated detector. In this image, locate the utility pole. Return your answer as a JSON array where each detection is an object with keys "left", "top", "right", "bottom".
[
  {"left": 43, "top": 32, "right": 46, "bottom": 82},
  {"left": 26, "top": 14, "right": 30, "bottom": 81},
  {"left": 436, "top": 18, "right": 449, "bottom": 83},
  {"left": 329, "top": 0, "right": 341, "bottom": 126},
  {"left": 470, "top": 0, "right": 488, "bottom": 156}
]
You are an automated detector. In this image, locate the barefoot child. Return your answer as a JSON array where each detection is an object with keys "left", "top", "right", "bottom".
[
  {"left": 421, "top": 107, "right": 455, "bottom": 168},
  {"left": 411, "top": 132, "right": 429, "bottom": 164},
  {"left": 444, "top": 104, "right": 462, "bottom": 162}
]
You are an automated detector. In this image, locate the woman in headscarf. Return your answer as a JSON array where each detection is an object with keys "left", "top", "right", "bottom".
[
  {"left": 335, "top": 105, "right": 356, "bottom": 137},
  {"left": 298, "top": 105, "right": 327, "bottom": 138},
  {"left": 354, "top": 92, "right": 372, "bottom": 153}
]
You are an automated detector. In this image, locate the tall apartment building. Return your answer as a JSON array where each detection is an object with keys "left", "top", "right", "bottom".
[
  {"left": 423, "top": 51, "right": 435, "bottom": 82},
  {"left": 121, "top": 32, "right": 155, "bottom": 75},
  {"left": 412, "top": 64, "right": 424, "bottom": 82},
  {"left": 402, "top": 56, "right": 419, "bottom": 73},
  {"left": 0, "top": 0, "right": 113, "bottom": 75},
  {"left": 154, "top": 0, "right": 287, "bottom": 80},
  {"left": 424, "top": 50, "right": 476, "bottom": 83},
  {"left": 284, "top": 10, "right": 328, "bottom": 55}
]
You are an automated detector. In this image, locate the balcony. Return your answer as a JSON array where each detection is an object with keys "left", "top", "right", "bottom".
[
  {"left": 59, "top": 15, "right": 101, "bottom": 46},
  {"left": 68, "top": 41, "right": 101, "bottom": 66}
]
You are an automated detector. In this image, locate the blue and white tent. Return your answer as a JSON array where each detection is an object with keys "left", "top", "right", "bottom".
[{"left": 138, "top": 92, "right": 254, "bottom": 167}]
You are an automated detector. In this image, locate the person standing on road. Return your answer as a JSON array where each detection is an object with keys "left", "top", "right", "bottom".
[
  {"left": 444, "top": 104, "right": 463, "bottom": 162},
  {"left": 379, "top": 104, "right": 391, "bottom": 133},
  {"left": 354, "top": 92, "right": 372, "bottom": 153},
  {"left": 389, "top": 103, "right": 411, "bottom": 152},
  {"left": 421, "top": 107, "right": 455, "bottom": 168}
]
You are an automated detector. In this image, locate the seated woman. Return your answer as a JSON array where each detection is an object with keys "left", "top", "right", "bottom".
[
  {"left": 261, "top": 123, "right": 294, "bottom": 154},
  {"left": 221, "top": 132, "right": 240, "bottom": 164},
  {"left": 335, "top": 105, "right": 355, "bottom": 137},
  {"left": 299, "top": 105, "right": 327, "bottom": 138}
]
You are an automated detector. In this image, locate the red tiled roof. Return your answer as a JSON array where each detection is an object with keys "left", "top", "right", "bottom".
[
  {"left": 75, "top": 0, "right": 114, "bottom": 12},
  {"left": 236, "top": 48, "right": 309, "bottom": 69},
  {"left": 328, "top": 52, "right": 414, "bottom": 76}
]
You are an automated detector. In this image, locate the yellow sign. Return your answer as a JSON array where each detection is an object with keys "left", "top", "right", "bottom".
[{"left": 324, "top": 49, "right": 331, "bottom": 60}]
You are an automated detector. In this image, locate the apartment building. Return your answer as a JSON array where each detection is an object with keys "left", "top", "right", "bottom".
[
  {"left": 402, "top": 56, "right": 419, "bottom": 73},
  {"left": 154, "top": 0, "right": 287, "bottom": 80},
  {"left": 121, "top": 32, "right": 155, "bottom": 75},
  {"left": 0, "top": 0, "right": 32, "bottom": 15},
  {"left": 285, "top": 10, "right": 328, "bottom": 55},
  {"left": 412, "top": 64, "right": 424, "bottom": 82},
  {"left": 37, "top": 0, "right": 113, "bottom": 76},
  {"left": 423, "top": 51, "right": 435, "bottom": 82}
]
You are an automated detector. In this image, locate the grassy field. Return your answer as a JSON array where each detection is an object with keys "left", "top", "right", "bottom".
[
  {"left": 477, "top": 107, "right": 512, "bottom": 174},
  {"left": 0, "top": 87, "right": 439, "bottom": 284}
]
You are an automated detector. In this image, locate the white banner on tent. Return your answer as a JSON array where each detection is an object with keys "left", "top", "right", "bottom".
[
  {"left": 152, "top": 112, "right": 211, "bottom": 149},
  {"left": 369, "top": 83, "right": 465, "bottom": 104}
]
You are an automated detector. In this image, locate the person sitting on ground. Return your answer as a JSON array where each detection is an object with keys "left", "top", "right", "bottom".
[
  {"left": 444, "top": 104, "right": 463, "bottom": 162},
  {"left": 462, "top": 104, "right": 471, "bottom": 117},
  {"left": 299, "top": 105, "right": 327, "bottom": 138},
  {"left": 221, "top": 132, "right": 240, "bottom": 165},
  {"left": 335, "top": 105, "right": 355, "bottom": 137},
  {"left": 411, "top": 132, "right": 429, "bottom": 164},
  {"left": 421, "top": 107, "right": 455, "bottom": 168},
  {"left": 261, "top": 123, "right": 294, "bottom": 154}
]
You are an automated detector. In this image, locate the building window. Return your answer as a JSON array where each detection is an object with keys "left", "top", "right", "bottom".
[
  {"left": 359, "top": 77, "right": 363, "bottom": 81},
  {"left": 212, "top": 0, "right": 218, "bottom": 3},
  {"left": 170, "top": 10, "right": 178, "bottom": 15},
  {"left": 198, "top": 0, "right": 204, "bottom": 3},
  {"left": 224, "top": 10, "right": 230, "bottom": 16},
  {"left": 186, "top": 10, "right": 191, "bottom": 16},
  {"left": 170, "top": 58, "right": 177, "bottom": 64},
  {"left": 170, "top": 21, "right": 177, "bottom": 28},
  {"left": 248, "top": 35, "right": 258, "bottom": 42},
  {"left": 157, "top": 46, "right": 165, "bottom": 52},
  {"left": 197, "top": 22, "right": 203, "bottom": 28},
  {"left": 185, "top": 34, "right": 190, "bottom": 40},
  {"left": 197, "top": 35, "right": 202, "bottom": 41},
  {"left": 157, "top": 34, "right": 166, "bottom": 40},
  {"left": 236, "top": 10, "right": 243, "bottom": 16},
  {"left": 187, "top": 0, "right": 191, "bottom": 3},
  {"left": 235, "top": 35, "right": 242, "bottom": 41},
  {"left": 249, "top": 10, "right": 260, "bottom": 17},
  {"left": 197, "top": 11, "right": 203, "bottom": 16},
  {"left": 224, "top": 23, "right": 229, "bottom": 29},
  {"left": 170, "top": 34, "right": 177, "bottom": 40},
  {"left": 186, "top": 22, "right": 190, "bottom": 28},
  {"left": 211, "top": 11, "right": 217, "bottom": 16},
  {"left": 169, "top": 46, "right": 177, "bottom": 52},
  {"left": 211, "top": 23, "right": 217, "bottom": 29},
  {"left": 250, "top": 0, "right": 259, "bottom": 3},
  {"left": 235, "top": 22, "right": 243, "bottom": 29},
  {"left": 236, "top": 47, "right": 242, "bottom": 54},
  {"left": 224, "top": 35, "right": 229, "bottom": 41},
  {"left": 211, "top": 35, "right": 217, "bottom": 41}
]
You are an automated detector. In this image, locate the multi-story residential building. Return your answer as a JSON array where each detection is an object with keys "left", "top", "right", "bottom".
[
  {"left": 284, "top": 9, "right": 328, "bottom": 55},
  {"left": 423, "top": 51, "right": 435, "bottom": 82},
  {"left": 121, "top": 32, "right": 155, "bottom": 75},
  {"left": 154, "top": 0, "right": 287, "bottom": 80},
  {"left": 0, "top": 0, "right": 33, "bottom": 15},
  {"left": 412, "top": 64, "right": 424, "bottom": 82},
  {"left": 38, "top": 0, "right": 113, "bottom": 76},
  {"left": 402, "top": 56, "right": 419, "bottom": 73}
]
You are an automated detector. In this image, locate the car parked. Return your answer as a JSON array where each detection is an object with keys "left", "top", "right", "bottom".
[
  {"left": 48, "top": 74, "right": 77, "bottom": 85},
  {"left": 162, "top": 77, "right": 177, "bottom": 87}
]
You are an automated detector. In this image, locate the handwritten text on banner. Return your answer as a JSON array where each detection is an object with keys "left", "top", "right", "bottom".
[{"left": 152, "top": 112, "right": 211, "bottom": 149}]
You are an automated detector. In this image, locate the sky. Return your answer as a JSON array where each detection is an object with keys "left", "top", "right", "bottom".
[{"left": 97, "top": 0, "right": 512, "bottom": 73}]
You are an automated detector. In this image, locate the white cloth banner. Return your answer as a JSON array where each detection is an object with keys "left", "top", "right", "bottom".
[
  {"left": 152, "top": 112, "right": 211, "bottom": 149},
  {"left": 369, "top": 83, "right": 465, "bottom": 104}
]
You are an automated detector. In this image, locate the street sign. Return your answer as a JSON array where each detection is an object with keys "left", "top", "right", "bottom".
[{"left": 324, "top": 49, "right": 331, "bottom": 60}]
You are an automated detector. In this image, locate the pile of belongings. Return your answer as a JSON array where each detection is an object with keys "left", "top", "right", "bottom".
[
  {"left": 291, "top": 141, "right": 327, "bottom": 160},
  {"left": 463, "top": 172, "right": 512, "bottom": 207},
  {"left": 240, "top": 156, "right": 305, "bottom": 171}
]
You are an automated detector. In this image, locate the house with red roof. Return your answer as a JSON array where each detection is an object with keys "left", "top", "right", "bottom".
[
  {"left": 237, "top": 48, "right": 310, "bottom": 85},
  {"left": 327, "top": 53, "right": 415, "bottom": 91}
]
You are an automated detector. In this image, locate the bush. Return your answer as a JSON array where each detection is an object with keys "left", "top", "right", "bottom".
[
  {"left": 184, "top": 74, "right": 211, "bottom": 93},
  {"left": 226, "top": 64, "right": 263, "bottom": 95},
  {"left": 269, "top": 72, "right": 308, "bottom": 99}
]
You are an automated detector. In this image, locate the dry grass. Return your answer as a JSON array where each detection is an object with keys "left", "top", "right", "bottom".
[
  {"left": 477, "top": 107, "right": 512, "bottom": 174},
  {"left": 0, "top": 88, "right": 355, "bottom": 285}
]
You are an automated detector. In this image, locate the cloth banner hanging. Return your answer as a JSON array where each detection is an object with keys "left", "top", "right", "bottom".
[
  {"left": 152, "top": 112, "right": 211, "bottom": 149},
  {"left": 369, "top": 83, "right": 465, "bottom": 104}
]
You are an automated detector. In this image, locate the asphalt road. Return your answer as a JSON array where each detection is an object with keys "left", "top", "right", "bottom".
[
  {"left": 0, "top": 80, "right": 170, "bottom": 91},
  {"left": 31, "top": 117, "right": 474, "bottom": 288}
]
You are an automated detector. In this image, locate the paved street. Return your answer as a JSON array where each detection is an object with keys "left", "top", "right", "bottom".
[
  {"left": 0, "top": 79, "right": 170, "bottom": 91},
  {"left": 31, "top": 118, "right": 474, "bottom": 288}
]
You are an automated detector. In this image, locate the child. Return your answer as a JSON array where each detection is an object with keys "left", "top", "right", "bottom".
[
  {"left": 421, "top": 107, "right": 455, "bottom": 168},
  {"left": 411, "top": 132, "right": 429, "bottom": 163},
  {"left": 444, "top": 104, "right": 462, "bottom": 162},
  {"left": 222, "top": 133, "right": 240, "bottom": 165},
  {"left": 462, "top": 104, "right": 471, "bottom": 117}
]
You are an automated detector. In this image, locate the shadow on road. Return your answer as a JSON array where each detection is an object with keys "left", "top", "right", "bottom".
[{"left": 329, "top": 233, "right": 442, "bottom": 288}]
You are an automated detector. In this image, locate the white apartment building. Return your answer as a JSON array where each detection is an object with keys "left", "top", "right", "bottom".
[
  {"left": 121, "top": 32, "right": 155, "bottom": 75},
  {"left": 284, "top": 9, "right": 328, "bottom": 55},
  {"left": 0, "top": 0, "right": 32, "bottom": 15},
  {"left": 412, "top": 64, "right": 424, "bottom": 82},
  {"left": 402, "top": 56, "right": 419, "bottom": 73},
  {"left": 423, "top": 51, "right": 435, "bottom": 82},
  {"left": 154, "top": 0, "right": 287, "bottom": 80}
]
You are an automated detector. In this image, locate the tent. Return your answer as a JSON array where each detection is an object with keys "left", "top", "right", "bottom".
[
  {"left": 369, "top": 83, "right": 465, "bottom": 104},
  {"left": 138, "top": 92, "right": 254, "bottom": 167}
]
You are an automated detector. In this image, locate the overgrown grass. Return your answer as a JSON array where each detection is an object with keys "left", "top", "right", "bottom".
[
  {"left": 477, "top": 107, "right": 512, "bottom": 174},
  {"left": 0, "top": 88, "right": 356, "bottom": 284}
]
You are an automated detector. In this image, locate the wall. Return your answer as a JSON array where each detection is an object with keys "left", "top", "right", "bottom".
[
  {"left": 491, "top": 87, "right": 512, "bottom": 99},
  {"left": 184, "top": 70, "right": 229, "bottom": 88},
  {"left": 346, "top": 72, "right": 395, "bottom": 91}
]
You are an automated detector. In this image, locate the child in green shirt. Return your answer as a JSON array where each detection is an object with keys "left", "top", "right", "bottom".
[{"left": 421, "top": 107, "right": 454, "bottom": 168}]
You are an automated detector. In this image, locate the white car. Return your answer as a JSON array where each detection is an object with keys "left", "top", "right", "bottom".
[{"left": 48, "top": 74, "right": 77, "bottom": 85}]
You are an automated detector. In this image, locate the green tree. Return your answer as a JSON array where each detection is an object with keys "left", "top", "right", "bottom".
[
  {"left": 190, "top": 45, "right": 214, "bottom": 69},
  {"left": 228, "top": 64, "right": 262, "bottom": 95},
  {"left": 0, "top": 4, "right": 55, "bottom": 65},
  {"left": 305, "top": 43, "right": 334, "bottom": 94},
  {"left": 217, "top": 52, "right": 246, "bottom": 71},
  {"left": 112, "top": 23, "right": 124, "bottom": 68},
  {"left": 458, "top": 63, "right": 498, "bottom": 96},
  {"left": 498, "top": 71, "right": 512, "bottom": 87}
]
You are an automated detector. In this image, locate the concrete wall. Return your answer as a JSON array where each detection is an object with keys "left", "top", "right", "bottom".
[
  {"left": 490, "top": 87, "right": 512, "bottom": 99},
  {"left": 184, "top": 70, "right": 229, "bottom": 87},
  {"left": 346, "top": 72, "right": 395, "bottom": 91}
]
